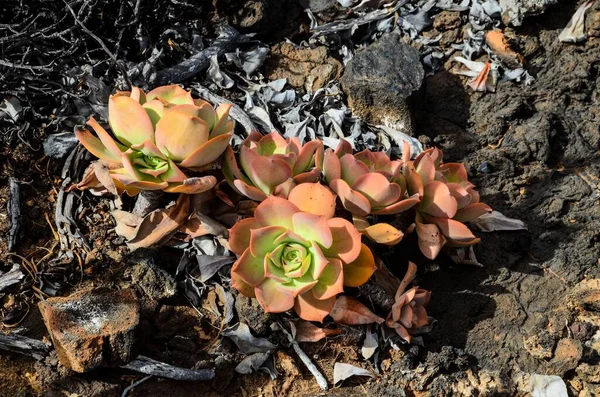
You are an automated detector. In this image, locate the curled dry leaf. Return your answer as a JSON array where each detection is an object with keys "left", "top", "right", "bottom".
[
  {"left": 468, "top": 210, "right": 527, "bottom": 232},
  {"left": 329, "top": 296, "right": 384, "bottom": 325},
  {"left": 558, "top": 1, "right": 594, "bottom": 43},
  {"left": 114, "top": 194, "right": 191, "bottom": 250},
  {"left": 333, "top": 362, "right": 375, "bottom": 386},
  {"left": 292, "top": 320, "right": 342, "bottom": 343},
  {"left": 361, "top": 325, "right": 378, "bottom": 360},
  {"left": 222, "top": 323, "right": 277, "bottom": 354}
]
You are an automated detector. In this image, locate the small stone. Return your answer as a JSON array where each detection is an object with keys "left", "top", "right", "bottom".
[
  {"left": 548, "top": 338, "right": 583, "bottom": 375},
  {"left": 576, "top": 362, "right": 600, "bottom": 383},
  {"left": 523, "top": 333, "right": 555, "bottom": 360},
  {"left": 570, "top": 321, "right": 597, "bottom": 342},
  {"left": 340, "top": 33, "right": 424, "bottom": 134},
  {"left": 38, "top": 288, "right": 139, "bottom": 372},
  {"left": 433, "top": 11, "right": 462, "bottom": 31},
  {"left": 126, "top": 249, "right": 176, "bottom": 301},
  {"left": 275, "top": 351, "right": 300, "bottom": 377},
  {"left": 265, "top": 42, "right": 342, "bottom": 92},
  {"left": 478, "top": 162, "right": 493, "bottom": 174}
]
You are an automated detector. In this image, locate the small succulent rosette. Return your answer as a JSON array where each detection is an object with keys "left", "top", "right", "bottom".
[
  {"left": 386, "top": 263, "right": 431, "bottom": 343},
  {"left": 75, "top": 85, "right": 233, "bottom": 196},
  {"left": 323, "top": 139, "right": 421, "bottom": 217},
  {"left": 229, "top": 183, "right": 377, "bottom": 322},
  {"left": 222, "top": 131, "right": 324, "bottom": 201},
  {"left": 404, "top": 146, "right": 492, "bottom": 259}
]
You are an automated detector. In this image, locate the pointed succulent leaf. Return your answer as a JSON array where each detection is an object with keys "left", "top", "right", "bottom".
[
  {"left": 230, "top": 217, "right": 262, "bottom": 256},
  {"left": 312, "top": 258, "right": 344, "bottom": 300},
  {"left": 416, "top": 153, "right": 436, "bottom": 185},
  {"left": 233, "top": 180, "right": 269, "bottom": 201},
  {"left": 108, "top": 96, "right": 155, "bottom": 146},
  {"left": 288, "top": 183, "right": 336, "bottom": 220},
  {"left": 352, "top": 172, "right": 401, "bottom": 208},
  {"left": 75, "top": 127, "right": 122, "bottom": 163},
  {"left": 292, "top": 212, "right": 333, "bottom": 249},
  {"left": 294, "top": 290, "right": 336, "bottom": 322},
  {"left": 454, "top": 203, "right": 492, "bottom": 222},
  {"left": 210, "top": 104, "right": 234, "bottom": 138},
  {"left": 254, "top": 195, "right": 299, "bottom": 229},
  {"left": 329, "top": 178, "right": 371, "bottom": 217},
  {"left": 415, "top": 220, "right": 446, "bottom": 259},
  {"left": 255, "top": 278, "right": 295, "bottom": 313},
  {"left": 431, "top": 218, "right": 476, "bottom": 241},
  {"left": 231, "top": 249, "right": 266, "bottom": 287},
  {"left": 323, "top": 149, "right": 342, "bottom": 183},
  {"left": 294, "top": 140, "right": 322, "bottom": 174},
  {"left": 155, "top": 108, "right": 210, "bottom": 161},
  {"left": 419, "top": 181, "right": 458, "bottom": 218},
  {"left": 322, "top": 218, "right": 362, "bottom": 264},
  {"left": 239, "top": 145, "right": 293, "bottom": 195},
  {"left": 87, "top": 117, "right": 127, "bottom": 157},
  {"left": 343, "top": 244, "right": 376, "bottom": 287},
  {"left": 371, "top": 194, "right": 420, "bottom": 215},
  {"left": 179, "top": 133, "right": 232, "bottom": 168},
  {"left": 361, "top": 223, "right": 403, "bottom": 246},
  {"left": 339, "top": 154, "right": 369, "bottom": 186}
]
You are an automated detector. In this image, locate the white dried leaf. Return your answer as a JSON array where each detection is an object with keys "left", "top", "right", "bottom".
[
  {"left": 530, "top": 374, "right": 568, "bottom": 397},
  {"left": 468, "top": 211, "right": 527, "bottom": 232},
  {"left": 361, "top": 326, "right": 378, "bottom": 360},
  {"left": 207, "top": 54, "right": 234, "bottom": 89},
  {"left": 0, "top": 97, "right": 23, "bottom": 122},
  {"left": 333, "top": 363, "right": 375, "bottom": 386},
  {"left": 559, "top": 1, "right": 593, "bottom": 43},
  {"left": 375, "top": 125, "right": 423, "bottom": 157},
  {"left": 225, "top": 46, "right": 269, "bottom": 76},
  {"left": 223, "top": 323, "right": 277, "bottom": 354}
]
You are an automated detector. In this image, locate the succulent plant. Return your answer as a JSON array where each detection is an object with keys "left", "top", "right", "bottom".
[
  {"left": 75, "top": 85, "right": 233, "bottom": 195},
  {"left": 403, "top": 145, "right": 492, "bottom": 259},
  {"left": 386, "top": 262, "right": 431, "bottom": 343},
  {"left": 323, "top": 140, "right": 421, "bottom": 217},
  {"left": 222, "top": 131, "right": 324, "bottom": 201},
  {"left": 229, "top": 183, "right": 377, "bottom": 321}
]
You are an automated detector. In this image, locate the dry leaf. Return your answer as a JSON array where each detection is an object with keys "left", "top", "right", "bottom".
[
  {"left": 361, "top": 326, "right": 378, "bottom": 360},
  {"left": 116, "top": 194, "right": 190, "bottom": 250},
  {"left": 333, "top": 363, "right": 375, "bottom": 386},
  {"left": 468, "top": 210, "right": 527, "bottom": 232},
  {"left": 329, "top": 296, "right": 384, "bottom": 325},
  {"left": 292, "top": 320, "right": 342, "bottom": 342},
  {"left": 559, "top": 1, "right": 594, "bottom": 43}
]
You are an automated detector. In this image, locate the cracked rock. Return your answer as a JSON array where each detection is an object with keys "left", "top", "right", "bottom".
[
  {"left": 340, "top": 32, "right": 424, "bottom": 134},
  {"left": 39, "top": 288, "right": 139, "bottom": 372}
]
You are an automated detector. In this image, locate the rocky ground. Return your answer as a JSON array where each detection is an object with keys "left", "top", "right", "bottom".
[{"left": 1, "top": 0, "right": 599, "bottom": 396}]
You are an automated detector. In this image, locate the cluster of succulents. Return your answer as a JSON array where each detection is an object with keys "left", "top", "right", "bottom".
[{"left": 75, "top": 84, "right": 492, "bottom": 342}]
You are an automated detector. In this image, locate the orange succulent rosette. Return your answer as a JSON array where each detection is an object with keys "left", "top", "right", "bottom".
[
  {"left": 229, "top": 183, "right": 377, "bottom": 322},
  {"left": 75, "top": 84, "right": 233, "bottom": 196}
]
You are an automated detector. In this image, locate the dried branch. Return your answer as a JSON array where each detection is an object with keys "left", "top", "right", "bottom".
[
  {"left": 7, "top": 177, "right": 22, "bottom": 251},
  {"left": 121, "top": 355, "right": 215, "bottom": 381},
  {"left": 151, "top": 26, "right": 243, "bottom": 85},
  {"left": 0, "top": 333, "right": 50, "bottom": 360}
]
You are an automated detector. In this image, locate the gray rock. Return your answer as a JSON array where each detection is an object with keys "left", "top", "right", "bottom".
[
  {"left": 38, "top": 288, "right": 139, "bottom": 372},
  {"left": 127, "top": 249, "right": 176, "bottom": 302},
  {"left": 499, "top": 0, "right": 560, "bottom": 26},
  {"left": 340, "top": 33, "right": 424, "bottom": 135}
]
